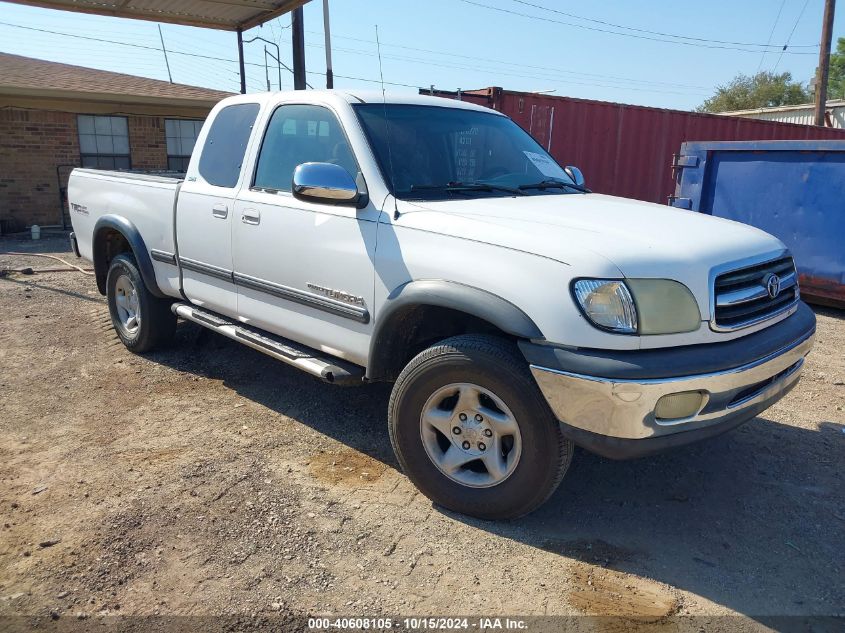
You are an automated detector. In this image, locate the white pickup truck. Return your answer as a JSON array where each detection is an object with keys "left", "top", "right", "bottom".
[{"left": 68, "top": 91, "right": 815, "bottom": 519}]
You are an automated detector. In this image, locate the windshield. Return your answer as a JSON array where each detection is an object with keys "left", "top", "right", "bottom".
[{"left": 354, "top": 104, "right": 582, "bottom": 200}]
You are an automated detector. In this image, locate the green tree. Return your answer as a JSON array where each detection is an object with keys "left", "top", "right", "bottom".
[
  {"left": 828, "top": 37, "right": 845, "bottom": 100},
  {"left": 697, "top": 71, "right": 810, "bottom": 113}
]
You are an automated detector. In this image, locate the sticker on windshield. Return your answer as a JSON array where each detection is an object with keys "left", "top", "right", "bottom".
[{"left": 523, "top": 151, "right": 567, "bottom": 179}]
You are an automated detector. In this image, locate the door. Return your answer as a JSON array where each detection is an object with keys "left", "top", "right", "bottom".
[
  {"left": 232, "top": 103, "right": 380, "bottom": 366},
  {"left": 176, "top": 102, "right": 260, "bottom": 316}
]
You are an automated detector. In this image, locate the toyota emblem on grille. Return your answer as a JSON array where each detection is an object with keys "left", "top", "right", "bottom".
[{"left": 765, "top": 273, "right": 782, "bottom": 299}]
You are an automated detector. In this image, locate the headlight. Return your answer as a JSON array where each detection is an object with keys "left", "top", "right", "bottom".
[
  {"left": 573, "top": 280, "right": 637, "bottom": 333},
  {"left": 573, "top": 279, "right": 701, "bottom": 335}
]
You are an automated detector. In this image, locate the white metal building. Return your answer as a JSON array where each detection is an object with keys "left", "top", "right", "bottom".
[{"left": 720, "top": 100, "right": 845, "bottom": 129}]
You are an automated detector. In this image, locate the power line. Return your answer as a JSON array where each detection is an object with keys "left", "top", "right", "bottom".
[
  {"left": 168, "top": 57, "right": 242, "bottom": 91},
  {"left": 1, "top": 16, "right": 719, "bottom": 95},
  {"left": 276, "top": 35, "right": 710, "bottom": 96},
  {"left": 0, "top": 21, "right": 242, "bottom": 65},
  {"left": 0, "top": 20, "right": 288, "bottom": 80},
  {"left": 0, "top": 16, "right": 743, "bottom": 98},
  {"left": 772, "top": 0, "right": 812, "bottom": 72},
  {"left": 457, "top": 0, "right": 818, "bottom": 55},
  {"left": 0, "top": 19, "right": 707, "bottom": 96},
  {"left": 301, "top": 28, "right": 710, "bottom": 90},
  {"left": 147, "top": 19, "right": 717, "bottom": 93},
  {"left": 508, "top": 0, "right": 818, "bottom": 49},
  {"left": 167, "top": 22, "right": 712, "bottom": 91},
  {"left": 310, "top": 69, "right": 424, "bottom": 90},
  {"left": 267, "top": 18, "right": 280, "bottom": 48},
  {"left": 0, "top": 20, "right": 428, "bottom": 92},
  {"left": 757, "top": 0, "right": 787, "bottom": 74}
]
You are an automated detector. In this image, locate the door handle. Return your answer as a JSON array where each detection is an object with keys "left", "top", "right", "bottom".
[
  {"left": 241, "top": 208, "right": 261, "bottom": 225},
  {"left": 212, "top": 203, "right": 228, "bottom": 219}
]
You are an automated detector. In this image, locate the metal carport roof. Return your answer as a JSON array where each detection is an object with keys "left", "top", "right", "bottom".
[
  {"left": 5, "top": 0, "right": 309, "bottom": 31},
  {"left": 5, "top": 0, "right": 315, "bottom": 93}
]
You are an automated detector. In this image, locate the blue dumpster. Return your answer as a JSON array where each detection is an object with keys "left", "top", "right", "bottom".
[{"left": 672, "top": 140, "right": 845, "bottom": 307}]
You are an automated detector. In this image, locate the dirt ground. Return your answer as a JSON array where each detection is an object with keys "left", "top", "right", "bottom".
[{"left": 1, "top": 235, "right": 843, "bottom": 632}]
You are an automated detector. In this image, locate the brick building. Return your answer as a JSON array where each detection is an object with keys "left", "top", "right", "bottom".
[{"left": 0, "top": 53, "right": 231, "bottom": 232}]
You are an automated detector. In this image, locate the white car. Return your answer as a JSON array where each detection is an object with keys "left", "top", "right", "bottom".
[{"left": 68, "top": 91, "right": 815, "bottom": 519}]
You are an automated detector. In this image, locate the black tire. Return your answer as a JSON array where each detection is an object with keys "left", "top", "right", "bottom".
[
  {"left": 388, "top": 334, "right": 573, "bottom": 520},
  {"left": 106, "top": 253, "right": 176, "bottom": 353}
]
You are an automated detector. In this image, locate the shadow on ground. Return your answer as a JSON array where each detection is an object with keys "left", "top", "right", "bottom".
[
  {"left": 1, "top": 276, "right": 102, "bottom": 304},
  {"left": 145, "top": 321, "right": 844, "bottom": 623},
  {"left": 0, "top": 234, "right": 73, "bottom": 256}
]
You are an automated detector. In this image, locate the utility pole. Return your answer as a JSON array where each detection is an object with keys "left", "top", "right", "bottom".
[
  {"left": 814, "top": 0, "right": 836, "bottom": 126},
  {"left": 157, "top": 25, "right": 173, "bottom": 83},
  {"left": 292, "top": 6, "right": 307, "bottom": 90},
  {"left": 237, "top": 28, "right": 246, "bottom": 94},
  {"left": 323, "top": 0, "right": 333, "bottom": 89},
  {"left": 263, "top": 47, "right": 271, "bottom": 91}
]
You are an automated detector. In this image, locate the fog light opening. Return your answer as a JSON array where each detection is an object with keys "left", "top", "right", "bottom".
[{"left": 654, "top": 391, "right": 706, "bottom": 422}]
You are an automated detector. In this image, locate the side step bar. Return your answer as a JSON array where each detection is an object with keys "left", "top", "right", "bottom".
[{"left": 171, "top": 302, "right": 364, "bottom": 386}]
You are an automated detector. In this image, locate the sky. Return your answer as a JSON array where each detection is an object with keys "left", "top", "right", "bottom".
[{"left": 0, "top": 0, "right": 842, "bottom": 110}]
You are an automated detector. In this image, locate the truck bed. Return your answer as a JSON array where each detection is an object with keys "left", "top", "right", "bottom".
[{"left": 67, "top": 167, "right": 184, "bottom": 298}]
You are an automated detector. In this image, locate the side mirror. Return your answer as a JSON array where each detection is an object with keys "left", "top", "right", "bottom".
[
  {"left": 292, "top": 162, "right": 366, "bottom": 207},
  {"left": 564, "top": 165, "right": 585, "bottom": 187}
]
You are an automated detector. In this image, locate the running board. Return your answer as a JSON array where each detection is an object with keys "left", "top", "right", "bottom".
[{"left": 171, "top": 302, "right": 364, "bottom": 385}]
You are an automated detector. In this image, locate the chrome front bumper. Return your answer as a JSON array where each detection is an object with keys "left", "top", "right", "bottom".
[{"left": 530, "top": 331, "right": 814, "bottom": 445}]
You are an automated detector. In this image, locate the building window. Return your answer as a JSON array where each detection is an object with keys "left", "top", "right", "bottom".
[
  {"left": 165, "top": 119, "right": 203, "bottom": 172},
  {"left": 78, "top": 115, "right": 130, "bottom": 170}
]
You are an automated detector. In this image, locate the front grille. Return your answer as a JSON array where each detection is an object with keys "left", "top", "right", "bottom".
[{"left": 713, "top": 256, "right": 799, "bottom": 330}]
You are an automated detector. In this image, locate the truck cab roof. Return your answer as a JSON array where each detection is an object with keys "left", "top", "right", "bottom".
[{"left": 216, "top": 89, "right": 502, "bottom": 114}]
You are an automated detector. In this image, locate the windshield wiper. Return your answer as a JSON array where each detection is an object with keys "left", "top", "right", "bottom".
[
  {"left": 518, "top": 179, "right": 591, "bottom": 193},
  {"left": 410, "top": 181, "right": 526, "bottom": 196}
]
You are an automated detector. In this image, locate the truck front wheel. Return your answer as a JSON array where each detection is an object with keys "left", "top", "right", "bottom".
[
  {"left": 106, "top": 253, "right": 175, "bottom": 353},
  {"left": 388, "top": 335, "right": 573, "bottom": 520}
]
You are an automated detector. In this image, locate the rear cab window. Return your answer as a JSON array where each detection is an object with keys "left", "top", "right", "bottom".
[{"left": 197, "top": 103, "right": 260, "bottom": 188}]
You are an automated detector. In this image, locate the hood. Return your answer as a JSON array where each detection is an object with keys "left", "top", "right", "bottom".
[{"left": 395, "top": 193, "right": 786, "bottom": 310}]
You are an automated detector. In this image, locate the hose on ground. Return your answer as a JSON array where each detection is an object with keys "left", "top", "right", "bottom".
[{"left": 0, "top": 252, "right": 95, "bottom": 276}]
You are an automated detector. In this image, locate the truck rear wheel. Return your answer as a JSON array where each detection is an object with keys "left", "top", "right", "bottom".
[
  {"left": 388, "top": 335, "right": 573, "bottom": 520},
  {"left": 106, "top": 253, "right": 175, "bottom": 353}
]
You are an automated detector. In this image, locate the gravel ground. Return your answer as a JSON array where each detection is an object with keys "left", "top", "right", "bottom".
[{"left": 0, "top": 235, "right": 843, "bottom": 632}]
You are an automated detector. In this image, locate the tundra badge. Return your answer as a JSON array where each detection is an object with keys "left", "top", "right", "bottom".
[{"left": 307, "top": 283, "right": 366, "bottom": 307}]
